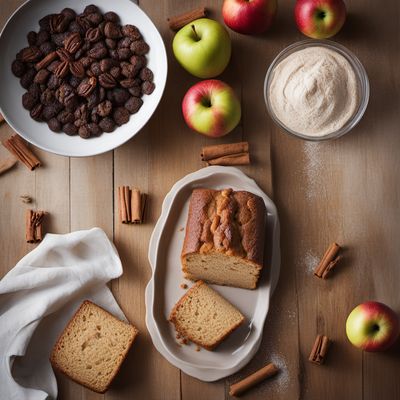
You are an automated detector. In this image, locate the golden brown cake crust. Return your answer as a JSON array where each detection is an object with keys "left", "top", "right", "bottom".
[{"left": 181, "top": 188, "right": 266, "bottom": 267}]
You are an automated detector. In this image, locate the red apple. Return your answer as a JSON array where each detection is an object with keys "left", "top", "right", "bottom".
[
  {"left": 222, "top": 0, "right": 277, "bottom": 35},
  {"left": 295, "top": 0, "right": 346, "bottom": 39},
  {"left": 346, "top": 301, "right": 400, "bottom": 352},
  {"left": 182, "top": 80, "right": 241, "bottom": 137}
]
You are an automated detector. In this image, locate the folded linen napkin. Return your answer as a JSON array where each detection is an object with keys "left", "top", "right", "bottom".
[{"left": 0, "top": 228, "right": 125, "bottom": 400}]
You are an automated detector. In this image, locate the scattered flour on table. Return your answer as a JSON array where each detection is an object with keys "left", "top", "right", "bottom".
[
  {"left": 269, "top": 353, "right": 290, "bottom": 392},
  {"left": 250, "top": 353, "right": 290, "bottom": 394},
  {"left": 303, "top": 142, "right": 323, "bottom": 199},
  {"left": 231, "top": 353, "right": 290, "bottom": 395},
  {"left": 302, "top": 250, "right": 320, "bottom": 274}
]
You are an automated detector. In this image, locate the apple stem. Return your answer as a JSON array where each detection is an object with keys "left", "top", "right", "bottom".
[{"left": 191, "top": 24, "right": 200, "bottom": 41}]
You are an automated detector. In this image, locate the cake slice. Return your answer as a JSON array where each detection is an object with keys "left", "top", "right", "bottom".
[
  {"left": 169, "top": 280, "right": 245, "bottom": 350},
  {"left": 181, "top": 188, "right": 266, "bottom": 289},
  {"left": 50, "top": 300, "right": 138, "bottom": 393}
]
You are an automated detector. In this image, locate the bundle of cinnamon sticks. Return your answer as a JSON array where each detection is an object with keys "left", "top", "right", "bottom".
[
  {"left": 201, "top": 142, "right": 250, "bottom": 166},
  {"left": 26, "top": 209, "right": 46, "bottom": 243},
  {"left": 118, "top": 186, "right": 147, "bottom": 224},
  {"left": 2, "top": 134, "right": 41, "bottom": 171},
  {"left": 309, "top": 334, "right": 330, "bottom": 365},
  {"left": 314, "top": 242, "right": 342, "bottom": 279}
]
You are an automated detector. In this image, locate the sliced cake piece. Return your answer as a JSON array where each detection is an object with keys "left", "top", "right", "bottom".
[
  {"left": 50, "top": 300, "right": 138, "bottom": 393},
  {"left": 181, "top": 188, "right": 266, "bottom": 289},
  {"left": 169, "top": 280, "right": 245, "bottom": 350}
]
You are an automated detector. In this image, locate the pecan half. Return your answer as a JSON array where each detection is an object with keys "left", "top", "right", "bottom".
[
  {"left": 50, "top": 14, "right": 69, "bottom": 33},
  {"left": 76, "top": 15, "right": 92, "bottom": 31},
  {"left": 69, "top": 61, "right": 85, "bottom": 78},
  {"left": 34, "top": 69, "right": 50, "bottom": 84},
  {"left": 55, "top": 83, "right": 73, "bottom": 104},
  {"left": 85, "top": 27, "right": 102, "bottom": 43},
  {"left": 56, "top": 48, "right": 72, "bottom": 62},
  {"left": 97, "top": 100, "right": 112, "bottom": 117},
  {"left": 54, "top": 60, "right": 69, "bottom": 78},
  {"left": 98, "top": 73, "right": 116, "bottom": 88},
  {"left": 30, "top": 103, "right": 43, "bottom": 121},
  {"left": 119, "top": 78, "right": 139, "bottom": 88},
  {"left": 64, "top": 33, "right": 82, "bottom": 54},
  {"left": 77, "top": 77, "right": 97, "bottom": 97},
  {"left": 20, "top": 47, "right": 42, "bottom": 63},
  {"left": 35, "top": 51, "right": 58, "bottom": 70}
]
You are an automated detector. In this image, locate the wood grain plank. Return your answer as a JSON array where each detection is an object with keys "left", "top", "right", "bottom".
[
  {"left": 0, "top": 134, "right": 36, "bottom": 276},
  {"left": 151, "top": 1, "right": 228, "bottom": 399},
  {"left": 270, "top": 1, "right": 400, "bottom": 400},
  {"left": 223, "top": 2, "right": 302, "bottom": 399},
  {"left": 111, "top": 134, "right": 181, "bottom": 400},
  {"left": 69, "top": 153, "right": 114, "bottom": 400}
]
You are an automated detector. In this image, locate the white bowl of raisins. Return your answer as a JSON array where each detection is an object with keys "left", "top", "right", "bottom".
[{"left": 0, "top": 0, "right": 167, "bottom": 156}]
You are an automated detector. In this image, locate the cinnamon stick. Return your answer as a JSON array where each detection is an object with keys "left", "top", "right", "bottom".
[
  {"left": 2, "top": 135, "right": 41, "bottom": 171},
  {"left": 131, "top": 188, "right": 146, "bottom": 224},
  {"left": 118, "top": 186, "right": 128, "bottom": 223},
  {"left": 25, "top": 209, "right": 46, "bottom": 243},
  {"left": 202, "top": 142, "right": 249, "bottom": 161},
  {"left": 124, "top": 186, "right": 131, "bottom": 223},
  {"left": 118, "top": 186, "right": 147, "bottom": 224},
  {"left": 0, "top": 158, "right": 17, "bottom": 176},
  {"left": 229, "top": 363, "right": 279, "bottom": 397},
  {"left": 309, "top": 334, "right": 330, "bottom": 365},
  {"left": 201, "top": 142, "right": 250, "bottom": 166},
  {"left": 207, "top": 152, "right": 250, "bottom": 166},
  {"left": 314, "top": 242, "right": 341, "bottom": 279},
  {"left": 167, "top": 7, "right": 207, "bottom": 31}
]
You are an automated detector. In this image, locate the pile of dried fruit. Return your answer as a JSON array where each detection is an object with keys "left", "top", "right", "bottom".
[{"left": 11, "top": 4, "right": 155, "bottom": 138}]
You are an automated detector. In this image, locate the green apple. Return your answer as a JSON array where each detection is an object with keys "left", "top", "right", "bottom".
[{"left": 172, "top": 18, "right": 231, "bottom": 78}]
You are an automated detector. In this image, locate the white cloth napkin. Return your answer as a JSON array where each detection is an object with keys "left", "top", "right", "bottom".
[{"left": 0, "top": 228, "right": 125, "bottom": 400}]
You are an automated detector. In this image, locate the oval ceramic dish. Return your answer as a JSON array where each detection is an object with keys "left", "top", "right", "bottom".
[
  {"left": 0, "top": 0, "right": 167, "bottom": 157},
  {"left": 145, "top": 166, "right": 280, "bottom": 381}
]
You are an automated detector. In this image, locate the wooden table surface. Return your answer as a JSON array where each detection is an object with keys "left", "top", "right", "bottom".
[{"left": 1, "top": 0, "right": 399, "bottom": 399}]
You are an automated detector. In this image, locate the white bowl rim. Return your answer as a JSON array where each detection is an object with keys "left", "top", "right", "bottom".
[{"left": 0, "top": 0, "right": 168, "bottom": 157}]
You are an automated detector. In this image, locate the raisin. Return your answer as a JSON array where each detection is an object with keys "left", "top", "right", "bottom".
[
  {"left": 141, "top": 81, "right": 155, "bottom": 95},
  {"left": 99, "top": 117, "right": 115, "bottom": 132},
  {"left": 125, "top": 96, "right": 143, "bottom": 114},
  {"left": 103, "top": 11, "right": 119, "bottom": 23},
  {"left": 48, "top": 117, "right": 62, "bottom": 132},
  {"left": 63, "top": 122, "right": 78, "bottom": 135},
  {"left": 22, "top": 92, "right": 38, "bottom": 110},
  {"left": 11, "top": 60, "right": 26, "bottom": 77},
  {"left": 113, "top": 106, "right": 130, "bottom": 125}
]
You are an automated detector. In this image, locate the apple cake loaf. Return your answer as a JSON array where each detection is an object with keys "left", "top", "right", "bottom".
[
  {"left": 181, "top": 188, "right": 266, "bottom": 289},
  {"left": 169, "top": 280, "right": 245, "bottom": 350}
]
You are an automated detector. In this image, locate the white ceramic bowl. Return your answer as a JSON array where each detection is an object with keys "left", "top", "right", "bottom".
[
  {"left": 264, "top": 40, "right": 369, "bottom": 141},
  {"left": 145, "top": 166, "right": 281, "bottom": 381},
  {"left": 0, "top": 0, "right": 167, "bottom": 157}
]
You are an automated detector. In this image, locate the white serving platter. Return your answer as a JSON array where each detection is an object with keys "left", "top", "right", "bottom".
[
  {"left": 0, "top": 0, "right": 167, "bottom": 157},
  {"left": 145, "top": 166, "right": 280, "bottom": 381}
]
